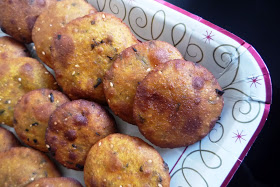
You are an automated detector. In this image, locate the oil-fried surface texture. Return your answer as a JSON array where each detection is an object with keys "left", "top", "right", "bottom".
[
  {"left": 0, "top": 147, "right": 60, "bottom": 187},
  {"left": 32, "top": 0, "right": 97, "bottom": 69},
  {"left": 14, "top": 89, "right": 69, "bottom": 152},
  {"left": 84, "top": 133, "right": 170, "bottom": 187},
  {"left": 0, "top": 57, "right": 58, "bottom": 127},
  {"left": 51, "top": 13, "right": 138, "bottom": 104},
  {"left": 0, "top": 126, "right": 20, "bottom": 152},
  {"left": 46, "top": 99, "right": 117, "bottom": 170},
  {"left": 26, "top": 177, "right": 82, "bottom": 187},
  {"left": 0, "top": 36, "right": 29, "bottom": 60},
  {"left": 0, "top": 0, "right": 56, "bottom": 43},
  {"left": 133, "top": 60, "right": 224, "bottom": 148},
  {"left": 104, "top": 40, "right": 183, "bottom": 124}
]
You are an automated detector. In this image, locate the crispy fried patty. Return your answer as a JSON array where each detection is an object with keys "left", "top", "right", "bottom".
[
  {"left": 84, "top": 133, "right": 170, "bottom": 187},
  {"left": 14, "top": 89, "right": 69, "bottom": 152},
  {"left": 0, "top": 57, "right": 58, "bottom": 126},
  {"left": 0, "top": 0, "right": 56, "bottom": 43},
  {"left": 51, "top": 12, "right": 138, "bottom": 104},
  {"left": 0, "top": 147, "right": 60, "bottom": 187},
  {"left": 46, "top": 99, "right": 117, "bottom": 170},
  {"left": 104, "top": 40, "right": 183, "bottom": 124},
  {"left": 26, "top": 177, "right": 82, "bottom": 187},
  {"left": 0, "top": 36, "right": 29, "bottom": 60},
  {"left": 32, "top": 0, "right": 97, "bottom": 69},
  {"left": 133, "top": 59, "right": 224, "bottom": 148},
  {"left": 0, "top": 126, "right": 21, "bottom": 152}
]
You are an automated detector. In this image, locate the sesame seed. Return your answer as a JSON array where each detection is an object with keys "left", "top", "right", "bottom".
[
  {"left": 50, "top": 24, "right": 52, "bottom": 27},
  {"left": 18, "top": 78, "right": 22, "bottom": 82},
  {"left": 72, "top": 71, "right": 76, "bottom": 75},
  {"left": 98, "top": 142, "right": 102, "bottom": 146},
  {"left": 102, "top": 14, "right": 106, "bottom": 19},
  {"left": 37, "top": 28, "right": 40, "bottom": 31},
  {"left": 146, "top": 68, "right": 151, "bottom": 72},
  {"left": 54, "top": 122, "right": 57, "bottom": 125},
  {"left": 148, "top": 159, "right": 152, "bottom": 163},
  {"left": 18, "top": 27, "right": 21, "bottom": 30},
  {"left": 103, "top": 179, "right": 107, "bottom": 182},
  {"left": 30, "top": 177, "right": 35, "bottom": 181},
  {"left": 42, "top": 51, "right": 46, "bottom": 55},
  {"left": 1, "top": 122, "right": 4, "bottom": 124},
  {"left": 74, "top": 64, "right": 80, "bottom": 67},
  {"left": 45, "top": 71, "right": 49, "bottom": 74},
  {"left": 33, "top": 46, "right": 36, "bottom": 50},
  {"left": 110, "top": 144, "right": 114, "bottom": 148},
  {"left": 158, "top": 184, "right": 163, "bottom": 187},
  {"left": 209, "top": 97, "right": 213, "bottom": 100},
  {"left": 7, "top": 100, "right": 11, "bottom": 104},
  {"left": 120, "top": 185, "right": 122, "bottom": 187},
  {"left": 110, "top": 82, "right": 114, "bottom": 87},
  {"left": 46, "top": 144, "right": 50, "bottom": 148}
]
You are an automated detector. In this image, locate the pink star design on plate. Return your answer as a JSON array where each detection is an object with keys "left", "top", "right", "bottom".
[
  {"left": 248, "top": 76, "right": 262, "bottom": 88},
  {"left": 203, "top": 30, "right": 214, "bottom": 43},
  {"left": 232, "top": 130, "right": 246, "bottom": 143}
]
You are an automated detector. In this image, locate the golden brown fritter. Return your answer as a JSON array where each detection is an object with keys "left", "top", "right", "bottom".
[
  {"left": 26, "top": 177, "right": 82, "bottom": 187},
  {"left": 0, "top": 126, "right": 20, "bottom": 152},
  {"left": 13, "top": 89, "right": 69, "bottom": 152},
  {"left": 104, "top": 40, "right": 183, "bottom": 124},
  {"left": 84, "top": 133, "right": 170, "bottom": 187},
  {"left": 133, "top": 59, "right": 224, "bottom": 148},
  {"left": 0, "top": 57, "right": 58, "bottom": 127},
  {"left": 0, "top": 0, "right": 57, "bottom": 43},
  {"left": 51, "top": 12, "right": 138, "bottom": 104},
  {"left": 0, "top": 36, "right": 29, "bottom": 60},
  {"left": 45, "top": 99, "right": 117, "bottom": 170},
  {"left": 0, "top": 147, "right": 60, "bottom": 187},
  {"left": 32, "top": 0, "right": 97, "bottom": 69}
]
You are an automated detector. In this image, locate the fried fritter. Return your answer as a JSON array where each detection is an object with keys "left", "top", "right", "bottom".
[
  {"left": 0, "top": 57, "right": 58, "bottom": 127},
  {"left": 0, "top": 147, "right": 60, "bottom": 187},
  {"left": 0, "top": 126, "right": 20, "bottom": 152},
  {"left": 84, "top": 133, "right": 170, "bottom": 187},
  {"left": 51, "top": 12, "right": 138, "bottom": 104},
  {"left": 45, "top": 99, "right": 117, "bottom": 170},
  {"left": 0, "top": 0, "right": 56, "bottom": 43},
  {"left": 133, "top": 59, "right": 224, "bottom": 148},
  {"left": 32, "top": 0, "right": 97, "bottom": 69},
  {"left": 26, "top": 177, "right": 82, "bottom": 187},
  {"left": 0, "top": 36, "right": 29, "bottom": 60},
  {"left": 14, "top": 89, "right": 69, "bottom": 152}
]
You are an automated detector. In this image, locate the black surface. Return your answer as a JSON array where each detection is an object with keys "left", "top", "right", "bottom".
[{"left": 164, "top": 0, "right": 279, "bottom": 186}]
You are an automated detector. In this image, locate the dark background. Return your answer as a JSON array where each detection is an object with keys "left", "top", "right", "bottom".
[{"left": 164, "top": 0, "right": 279, "bottom": 186}]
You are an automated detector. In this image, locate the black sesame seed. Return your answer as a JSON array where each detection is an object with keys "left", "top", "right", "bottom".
[
  {"left": 132, "top": 47, "right": 137, "bottom": 52},
  {"left": 158, "top": 175, "right": 163, "bottom": 183},
  {"left": 91, "top": 43, "right": 95, "bottom": 50},
  {"left": 49, "top": 93, "right": 54, "bottom": 103},
  {"left": 126, "top": 163, "right": 129, "bottom": 167},
  {"left": 24, "top": 49, "right": 28, "bottom": 53},
  {"left": 91, "top": 20, "right": 95, "bottom": 25},
  {"left": 100, "top": 40, "right": 104, "bottom": 44},
  {"left": 215, "top": 89, "right": 225, "bottom": 96},
  {"left": 139, "top": 166, "right": 143, "bottom": 172},
  {"left": 72, "top": 144, "right": 77, "bottom": 148},
  {"left": 0, "top": 109, "right": 5, "bottom": 115},
  {"left": 107, "top": 56, "right": 113, "bottom": 60},
  {"left": 25, "top": 129, "right": 29, "bottom": 132},
  {"left": 33, "top": 139, "right": 38, "bottom": 143},
  {"left": 27, "top": 138, "right": 30, "bottom": 141},
  {"left": 76, "top": 164, "right": 84, "bottom": 170},
  {"left": 94, "top": 78, "right": 102, "bottom": 88},
  {"left": 95, "top": 132, "right": 100, "bottom": 136},
  {"left": 218, "top": 116, "right": 221, "bottom": 120},
  {"left": 32, "top": 122, "right": 39, "bottom": 126},
  {"left": 57, "top": 35, "right": 61, "bottom": 40},
  {"left": 138, "top": 115, "right": 145, "bottom": 123}
]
